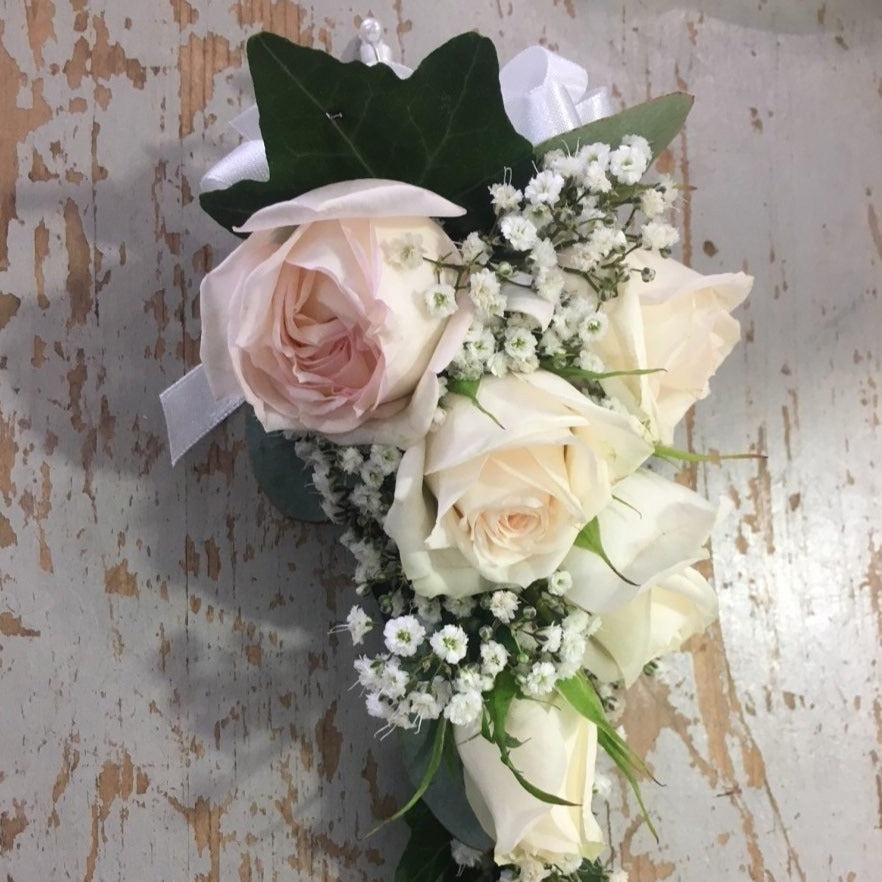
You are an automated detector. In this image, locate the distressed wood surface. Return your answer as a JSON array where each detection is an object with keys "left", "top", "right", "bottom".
[{"left": 1, "top": 1, "right": 880, "bottom": 880}]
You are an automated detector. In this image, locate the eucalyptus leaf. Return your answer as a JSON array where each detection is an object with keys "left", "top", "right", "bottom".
[
  {"left": 201, "top": 32, "right": 533, "bottom": 233},
  {"left": 533, "top": 92, "right": 694, "bottom": 161},
  {"left": 370, "top": 718, "right": 449, "bottom": 836},
  {"left": 395, "top": 801, "right": 452, "bottom": 882},
  {"left": 400, "top": 722, "right": 493, "bottom": 851},
  {"left": 244, "top": 410, "right": 327, "bottom": 522}
]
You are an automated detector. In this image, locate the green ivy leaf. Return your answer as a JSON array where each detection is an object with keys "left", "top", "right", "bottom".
[
  {"left": 533, "top": 92, "right": 693, "bottom": 161},
  {"left": 557, "top": 674, "right": 658, "bottom": 841},
  {"left": 572, "top": 518, "right": 637, "bottom": 586},
  {"left": 244, "top": 409, "right": 327, "bottom": 522},
  {"left": 201, "top": 32, "right": 533, "bottom": 233},
  {"left": 400, "top": 721, "right": 493, "bottom": 851}
]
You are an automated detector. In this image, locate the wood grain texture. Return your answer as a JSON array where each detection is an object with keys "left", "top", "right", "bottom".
[{"left": 1, "top": 1, "right": 879, "bottom": 880}]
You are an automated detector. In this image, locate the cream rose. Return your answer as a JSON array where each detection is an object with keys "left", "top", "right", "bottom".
[
  {"left": 581, "top": 566, "right": 718, "bottom": 686},
  {"left": 594, "top": 249, "right": 752, "bottom": 444},
  {"left": 561, "top": 468, "right": 719, "bottom": 614},
  {"left": 384, "top": 371, "right": 653, "bottom": 598},
  {"left": 199, "top": 179, "right": 471, "bottom": 445},
  {"left": 455, "top": 695, "right": 604, "bottom": 870}
]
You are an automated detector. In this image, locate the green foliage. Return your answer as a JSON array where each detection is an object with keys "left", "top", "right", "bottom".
[
  {"left": 533, "top": 92, "right": 694, "bottom": 162},
  {"left": 446, "top": 377, "right": 504, "bottom": 428},
  {"left": 400, "top": 721, "right": 493, "bottom": 851},
  {"left": 557, "top": 673, "right": 658, "bottom": 840},
  {"left": 572, "top": 518, "right": 637, "bottom": 586},
  {"left": 371, "top": 718, "right": 449, "bottom": 837},
  {"left": 244, "top": 410, "right": 326, "bottom": 522},
  {"left": 201, "top": 32, "right": 533, "bottom": 233}
]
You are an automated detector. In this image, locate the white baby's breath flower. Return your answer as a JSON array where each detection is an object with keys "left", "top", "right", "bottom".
[
  {"left": 622, "top": 133, "right": 652, "bottom": 163},
  {"left": 479, "top": 640, "right": 509, "bottom": 676},
  {"left": 579, "top": 142, "right": 610, "bottom": 169},
  {"left": 424, "top": 283, "right": 458, "bottom": 318},
  {"left": 443, "top": 595, "right": 476, "bottom": 617},
  {"left": 469, "top": 268, "right": 505, "bottom": 317},
  {"left": 516, "top": 856, "right": 552, "bottom": 882},
  {"left": 443, "top": 690, "right": 483, "bottom": 726},
  {"left": 539, "top": 328, "right": 566, "bottom": 358},
  {"left": 582, "top": 161, "right": 612, "bottom": 193},
  {"left": 338, "top": 446, "right": 363, "bottom": 474},
  {"left": 414, "top": 594, "right": 443, "bottom": 625},
  {"left": 354, "top": 655, "right": 381, "bottom": 691},
  {"left": 503, "top": 325, "right": 537, "bottom": 362},
  {"left": 610, "top": 142, "right": 649, "bottom": 184},
  {"left": 381, "top": 232, "right": 424, "bottom": 269},
  {"left": 529, "top": 238, "right": 557, "bottom": 270},
  {"left": 461, "top": 231, "right": 491, "bottom": 265},
  {"left": 546, "top": 150, "right": 584, "bottom": 179},
  {"left": 383, "top": 614, "right": 426, "bottom": 657},
  {"left": 489, "top": 590, "right": 520, "bottom": 623},
  {"left": 547, "top": 569, "right": 573, "bottom": 596},
  {"left": 499, "top": 214, "right": 539, "bottom": 251},
  {"left": 607, "top": 869, "right": 629, "bottom": 882},
  {"left": 538, "top": 624, "right": 563, "bottom": 654},
  {"left": 556, "top": 855, "right": 583, "bottom": 875},
  {"left": 640, "top": 187, "right": 667, "bottom": 218},
  {"left": 524, "top": 169, "right": 565, "bottom": 206},
  {"left": 534, "top": 266, "right": 565, "bottom": 303},
  {"left": 489, "top": 182, "right": 523, "bottom": 213},
  {"left": 657, "top": 173, "right": 679, "bottom": 205},
  {"left": 369, "top": 444, "right": 402, "bottom": 475},
  {"left": 577, "top": 349, "right": 606, "bottom": 373},
  {"left": 450, "top": 840, "right": 484, "bottom": 869},
  {"left": 522, "top": 660, "right": 558, "bottom": 697},
  {"left": 345, "top": 606, "right": 373, "bottom": 644},
  {"left": 365, "top": 691, "right": 391, "bottom": 720},
  {"left": 409, "top": 689, "right": 443, "bottom": 722},
  {"left": 430, "top": 624, "right": 469, "bottom": 664},
  {"left": 378, "top": 660, "right": 409, "bottom": 699},
  {"left": 579, "top": 312, "right": 609, "bottom": 343},
  {"left": 641, "top": 221, "right": 680, "bottom": 251},
  {"left": 486, "top": 350, "right": 511, "bottom": 377},
  {"left": 359, "top": 461, "right": 386, "bottom": 489}
]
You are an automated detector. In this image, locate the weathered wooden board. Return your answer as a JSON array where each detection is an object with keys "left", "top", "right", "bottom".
[{"left": 1, "top": 2, "right": 880, "bottom": 880}]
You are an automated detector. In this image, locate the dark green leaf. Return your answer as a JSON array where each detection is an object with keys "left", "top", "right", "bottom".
[
  {"left": 202, "top": 32, "right": 533, "bottom": 233},
  {"left": 533, "top": 92, "right": 694, "bottom": 162},
  {"left": 400, "top": 721, "right": 493, "bottom": 851},
  {"left": 244, "top": 409, "right": 327, "bottom": 522},
  {"left": 572, "top": 518, "right": 637, "bottom": 586}
]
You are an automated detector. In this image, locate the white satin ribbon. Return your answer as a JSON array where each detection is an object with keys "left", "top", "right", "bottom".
[
  {"left": 499, "top": 45, "right": 612, "bottom": 145},
  {"left": 164, "top": 40, "right": 611, "bottom": 464},
  {"left": 160, "top": 366, "right": 244, "bottom": 465}
]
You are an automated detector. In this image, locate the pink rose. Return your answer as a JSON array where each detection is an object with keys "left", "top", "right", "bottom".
[{"left": 200, "top": 179, "right": 471, "bottom": 444}]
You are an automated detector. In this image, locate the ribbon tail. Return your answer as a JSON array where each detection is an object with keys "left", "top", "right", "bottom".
[{"left": 160, "top": 366, "right": 244, "bottom": 465}]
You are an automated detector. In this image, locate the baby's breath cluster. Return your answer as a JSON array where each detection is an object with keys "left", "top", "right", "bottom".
[
  {"left": 434, "top": 136, "right": 679, "bottom": 383},
  {"left": 448, "top": 846, "right": 628, "bottom": 882}
]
